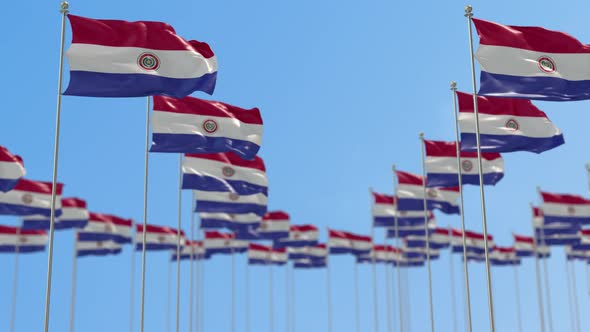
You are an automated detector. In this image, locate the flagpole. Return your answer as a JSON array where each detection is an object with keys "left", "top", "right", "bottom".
[
  {"left": 464, "top": 6, "right": 496, "bottom": 331},
  {"left": 129, "top": 222, "right": 136, "bottom": 332},
  {"left": 448, "top": 228, "right": 458, "bottom": 332},
  {"left": 189, "top": 192, "right": 195, "bottom": 332},
  {"left": 326, "top": 228, "right": 333, "bottom": 332},
  {"left": 200, "top": 233, "right": 205, "bottom": 332},
  {"left": 286, "top": 262, "right": 290, "bottom": 332},
  {"left": 291, "top": 265, "right": 296, "bottom": 332},
  {"left": 419, "top": 133, "right": 435, "bottom": 332},
  {"left": 246, "top": 259, "right": 251, "bottom": 332},
  {"left": 69, "top": 232, "right": 78, "bottom": 332},
  {"left": 231, "top": 247, "right": 236, "bottom": 332},
  {"left": 513, "top": 265, "right": 523, "bottom": 332},
  {"left": 384, "top": 234, "right": 392, "bottom": 332},
  {"left": 450, "top": 81, "right": 473, "bottom": 332},
  {"left": 10, "top": 228, "right": 21, "bottom": 332},
  {"left": 174, "top": 155, "right": 183, "bottom": 332},
  {"left": 43, "top": 4, "right": 69, "bottom": 331},
  {"left": 392, "top": 165, "right": 404, "bottom": 332},
  {"left": 535, "top": 193, "right": 554, "bottom": 332},
  {"left": 270, "top": 265, "right": 275, "bottom": 332},
  {"left": 529, "top": 204, "right": 546, "bottom": 332},
  {"left": 403, "top": 268, "right": 412, "bottom": 332},
  {"left": 139, "top": 95, "right": 152, "bottom": 332},
  {"left": 369, "top": 188, "right": 380, "bottom": 332},
  {"left": 566, "top": 259, "right": 576, "bottom": 332},
  {"left": 570, "top": 261, "right": 581, "bottom": 332},
  {"left": 354, "top": 261, "right": 361, "bottom": 332}
]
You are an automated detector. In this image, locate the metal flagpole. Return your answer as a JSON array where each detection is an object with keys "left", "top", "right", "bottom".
[
  {"left": 419, "top": 133, "right": 435, "bottom": 332},
  {"left": 291, "top": 265, "right": 296, "bottom": 332},
  {"left": 286, "top": 262, "right": 290, "bottom": 332},
  {"left": 44, "top": 4, "right": 69, "bottom": 331},
  {"left": 354, "top": 261, "right": 361, "bottom": 332},
  {"left": 392, "top": 165, "right": 404, "bottom": 332},
  {"left": 384, "top": 235, "right": 392, "bottom": 332},
  {"left": 129, "top": 222, "right": 136, "bottom": 332},
  {"left": 529, "top": 204, "right": 546, "bottom": 332},
  {"left": 139, "top": 96, "right": 152, "bottom": 332},
  {"left": 566, "top": 260, "right": 576, "bottom": 332},
  {"left": 587, "top": 264, "right": 590, "bottom": 297},
  {"left": 570, "top": 261, "right": 581, "bottom": 332},
  {"left": 189, "top": 193, "right": 195, "bottom": 332},
  {"left": 538, "top": 213, "right": 554, "bottom": 332},
  {"left": 326, "top": 228, "right": 333, "bottom": 332},
  {"left": 246, "top": 260, "right": 251, "bottom": 332},
  {"left": 167, "top": 261, "right": 172, "bottom": 332},
  {"left": 270, "top": 265, "right": 275, "bottom": 332},
  {"left": 200, "top": 232, "right": 205, "bottom": 332},
  {"left": 450, "top": 81, "right": 473, "bottom": 332},
  {"left": 10, "top": 228, "right": 21, "bottom": 332},
  {"left": 464, "top": 6, "right": 496, "bottom": 331},
  {"left": 231, "top": 247, "right": 236, "bottom": 332},
  {"left": 69, "top": 232, "right": 78, "bottom": 332},
  {"left": 448, "top": 228, "right": 458, "bottom": 332},
  {"left": 404, "top": 269, "right": 412, "bottom": 332},
  {"left": 370, "top": 192, "right": 380, "bottom": 332},
  {"left": 175, "top": 155, "right": 183, "bottom": 332},
  {"left": 513, "top": 266, "right": 523, "bottom": 332}
]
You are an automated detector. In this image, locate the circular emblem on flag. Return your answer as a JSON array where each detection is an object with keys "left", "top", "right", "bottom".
[
  {"left": 294, "top": 233, "right": 301, "bottom": 239},
  {"left": 224, "top": 240, "right": 231, "bottom": 246},
  {"left": 222, "top": 166, "right": 236, "bottom": 178},
  {"left": 21, "top": 193, "right": 33, "bottom": 205},
  {"left": 399, "top": 211, "right": 407, "bottom": 216},
  {"left": 427, "top": 188, "right": 438, "bottom": 198},
  {"left": 96, "top": 241, "right": 103, "bottom": 248},
  {"left": 202, "top": 119, "right": 218, "bottom": 133},
  {"left": 568, "top": 206, "right": 576, "bottom": 215},
  {"left": 157, "top": 235, "right": 166, "bottom": 243},
  {"left": 461, "top": 160, "right": 473, "bottom": 172},
  {"left": 137, "top": 52, "right": 160, "bottom": 71},
  {"left": 537, "top": 56, "right": 556, "bottom": 73},
  {"left": 228, "top": 192, "right": 240, "bottom": 201},
  {"left": 505, "top": 118, "right": 519, "bottom": 131},
  {"left": 259, "top": 222, "right": 268, "bottom": 230},
  {"left": 19, "top": 236, "right": 28, "bottom": 244}
]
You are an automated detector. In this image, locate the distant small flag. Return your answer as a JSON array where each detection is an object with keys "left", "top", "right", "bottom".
[
  {"left": 287, "top": 243, "right": 327, "bottom": 260},
  {"left": 424, "top": 140, "right": 504, "bottom": 187},
  {"left": 247, "top": 243, "right": 288, "bottom": 265},
  {"left": 537, "top": 233, "right": 580, "bottom": 246},
  {"left": 460, "top": 251, "right": 486, "bottom": 263},
  {"left": 472, "top": 18, "right": 590, "bottom": 101},
  {"left": 0, "top": 179, "right": 63, "bottom": 217},
  {"left": 540, "top": 190, "right": 590, "bottom": 225},
  {"left": 405, "top": 228, "right": 451, "bottom": 250},
  {"left": 237, "top": 211, "right": 290, "bottom": 240},
  {"left": 573, "top": 229, "right": 590, "bottom": 251},
  {"left": 401, "top": 244, "right": 440, "bottom": 261},
  {"left": 64, "top": 15, "right": 217, "bottom": 98},
  {"left": 0, "top": 225, "right": 47, "bottom": 253},
  {"left": 371, "top": 192, "right": 429, "bottom": 227},
  {"left": 457, "top": 92, "right": 564, "bottom": 153},
  {"left": 294, "top": 258, "right": 326, "bottom": 269},
  {"left": 78, "top": 212, "right": 133, "bottom": 244},
  {"left": 76, "top": 238, "right": 122, "bottom": 257},
  {"left": 182, "top": 153, "right": 268, "bottom": 195},
  {"left": 387, "top": 218, "right": 436, "bottom": 238},
  {"left": 489, "top": 246, "right": 520, "bottom": 266},
  {"left": 274, "top": 224, "right": 319, "bottom": 248},
  {"left": 566, "top": 246, "right": 590, "bottom": 261},
  {"left": 194, "top": 190, "right": 267, "bottom": 217},
  {"left": 392, "top": 256, "right": 426, "bottom": 267},
  {"left": 151, "top": 96, "right": 262, "bottom": 159},
  {"left": 198, "top": 212, "right": 261, "bottom": 229},
  {"left": 328, "top": 229, "right": 372, "bottom": 255},
  {"left": 203, "top": 231, "right": 248, "bottom": 255},
  {"left": 135, "top": 224, "right": 185, "bottom": 251},
  {"left": 0, "top": 146, "right": 25, "bottom": 192},
  {"left": 395, "top": 170, "right": 460, "bottom": 215},
  {"left": 513, "top": 234, "right": 550, "bottom": 258},
  {"left": 360, "top": 245, "right": 401, "bottom": 263},
  {"left": 171, "top": 240, "right": 206, "bottom": 261},
  {"left": 450, "top": 229, "right": 494, "bottom": 254},
  {"left": 22, "top": 197, "right": 89, "bottom": 230}
]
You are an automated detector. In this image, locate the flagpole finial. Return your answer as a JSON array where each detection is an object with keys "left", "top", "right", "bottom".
[
  {"left": 392, "top": 164, "right": 396, "bottom": 172},
  {"left": 450, "top": 81, "right": 457, "bottom": 90},
  {"left": 464, "top": 5, "right": 473, "bottom": 17},
  {"left": 60, "top": 1, "right": 69, "bottom": 14},
  {"left": 585, "top": 163, "right": 590, "bottom": 172},
  {"left": 419, "top": 132, "right": 425, "bottom": 139}
]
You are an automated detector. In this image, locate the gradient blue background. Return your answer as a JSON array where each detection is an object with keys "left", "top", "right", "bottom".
[{"left": 1, "top": 0, "right": 590, "bottom": 331}]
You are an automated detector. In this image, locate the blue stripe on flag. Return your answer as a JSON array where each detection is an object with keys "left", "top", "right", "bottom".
[{"left": 151, "top": 134, "right": 260, "bottom": 160}]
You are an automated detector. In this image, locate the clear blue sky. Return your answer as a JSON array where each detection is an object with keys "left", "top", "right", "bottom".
[{"left": 2, "top": 0, "right": 590, "bottom": 331}]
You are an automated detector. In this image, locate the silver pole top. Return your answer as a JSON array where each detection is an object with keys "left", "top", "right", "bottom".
[
  {"left": 585, "top": 163, "right": 590, "bottom": 172},
  {"left": 60, "top": 1, "right": 69, "bottom": 14},
  {"left": 391, "top": 164, "right": 396, "bottom": 172},
  {"left": 464, "top": 5, "right": 473, "bottom": 17},
  {"left": 419, "top": 132, "right": 425, "bottom": 139},
  {"left": 450, "top": 81, "right": 457, "bottom": 90}
]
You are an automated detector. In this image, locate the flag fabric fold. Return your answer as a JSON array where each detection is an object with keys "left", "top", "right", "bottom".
[
  {"left": 22, "top": 197, "right": 89, "bottom": 230},
  {"left": 371, "top": 192, "right": 431, "bottom": 227},
  {"left": 450, "top": 229, "right": 494, "bottom": 254},
  {"left": 489, "top": 246, "right": 520, "bottom": 266},
  {"left": 247, "top": 243, "right": 288, "bottom": 265},
  {"left": 274, "top": 224, "right": 318, "bottom": 248},
  {"left": 194, "top": 190, "right": 267, "bottom": 217},
  {"left": 78, "top": 212, "right": 133, "bottom": 244},
  {"left": 396, "top": 170, "right": 460, "bottom": 214},
  {"left": 540, "top": 190, "right": 590, "bottom": 225},
  {"left": 0, "top": 179, "right": 63, "bottom": 217},
  {"left": 171, "top": 240, "right": 206, "bottom": 261},
  {"left": 0, "top": 146, "right": 25, "bottom": 192},
  {"left": 135, "top": 224, "right": 185, "bottom": 251},
  {"left": 76, "top": 238, "right": 122, "bottom": 257},
  {"left": 328, "top": 229, "right": 372, "bottom": 255},
  {"left": 198, "top": 212, "right": 261, "bottom": 229},
  {"left": 0, "top": 225, "right": 47, "bottom": 253},
  {"left": 203, "top": 231, "right": 248, "bottom": 255}
]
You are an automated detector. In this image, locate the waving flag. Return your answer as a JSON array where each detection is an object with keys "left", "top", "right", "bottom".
[
  {"left": 182, "top": 153, "right": 268, "bottom": 195},
  {"left": 287, "top": 243, "right": 327, "bottom": 260},
  {"left": 538, "top": 233, "right": 580, "bottom": 246},
  {"left": 78, "top": 213, "right": 133, "bottom": 244},
  {"left": 566, "top": 246, "right": 590, "bottom": 261},
  {"left": 387, "top": 218, "right": 436, "bottom": 238},
  {"left": 294, "top": 258, "right": 326, "bottom": 269},
  {"left": 460, "top": 251, "right": 486, "bottom": 263},
  {"left": 457, "top": 92, "right": 564, "bottom": 153},
  {"left": 328, "top": 229, "right": 372, "bottom": 255},
  {"left": 396, "top": 170, "right": 459, "bottom": 214},
  {"left": 540, "top": 190, "right": 590, "bottom": 225},
  {"left": 450, "top": 229, "right": 494, "bottom": 254},
  {"left": 76, "top": 239, "right": 122, "bottom": 257},
  {"left": 135, "top": 224, "right": 185, "bottom": 250},
  {"left": 150, "top": 96, "right": 262, "bottom": 159},
  {"left": 274, "top": 224, "right": 318, "bottom": 248},
  {"left": 0, "top": 179, "right": 63, "bottom": 217},
  {"left": 392, "top": 256, "right": 426, "bottom": 267},
  {"left": 371, "top": 192, "right": 428, "bottom": 227},
  {"left": 513, "top": 234, "right": 550, "bottom": 258},
  {"left": 363, "top": 245, "right": 401, "bottom": 263},
  {"left": 255, "top": 211, "right": 290, "bottom": 239},
  {"left": 573, "top": 229, "right": 590, "bottom": 250},
  {"left": 194, "top": 190, "right": 267, "bottom": 217},
  {"left": 198, "top": 212, "right": 260, "bottom": 229},
  {"left": 405, "top": 228, "right": 451, "bottom": 250},
  {"left": 472, "top": 18, "right": 590, "bottom": 101},
  {"left": 203, "top": 231, "right": 248, "bottom": 255},
  {"left": 248, "top": 243, "right": 287, "bottom": 265},
  {"left": 0, "top": 225, "right": 47, "bottom": 253},
  {"left": 64, "top": 15, "right": 217, "bottom": 98},
  {"left": 22, "top": 197, "right": 89, "bottom": 230},
  {"left": 424, "top": 140, "right": 504, "bottom": 187},
  {"left": 0, "top": 146, "right": 25, "bottom": 192},
  {"left": 490, "top": 247, "right": 520, "bottom": 266},
  {"left": 172, "top": 240, "right": 205, "bottom": 261}
]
